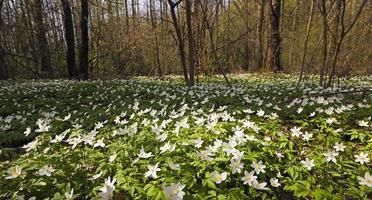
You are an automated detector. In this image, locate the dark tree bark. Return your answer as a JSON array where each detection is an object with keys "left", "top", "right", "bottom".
[
  {"left": 61, "top": 0, "right": 77, "bottom": 78},
  {"left": 79, "top": 0, "right": 89, "bottom": 80},
  {"left": 168, "top": 0, "right": 189, "bottom": 86},
  {"left": 0, "top": 0, "right": 8, "bottom": 80},
  {"left": 185, "top": 0, "right": 195, "bottom": 86},
  {"left": 33, "top": 0, "right": 53, "bottom": 78},
  {"left": 267, "top": 0, "right": 282, "bottom": 72},
  {"left": 256, "top": 0, "right": 265, "bottom": 71},
  {"left": 319, "top": 0, "right": 328, "bottom": 86},
  {"left": 124, "top": 0, "right": 130, "bottom": 29},
  {"left": 0, "top": 46, "right": 8, "bottom": 80}
]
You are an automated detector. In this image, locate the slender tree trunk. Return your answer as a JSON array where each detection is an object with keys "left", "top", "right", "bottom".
[
  {"left": 124, "top": 0, "right": 130, "bottom": 29},
  {"left": 132, "top": 0, "right": 136, "bottom": 27},
  {"left": 79, "top": 0, "right": 89, "bottom": 80},
  {"left": 61, "top": 0, "right": 77, "bottom": 78},
  {"left": 168, "top": 0, "right": 189, "bottom": 86},
  {"left": 267, "top": 0, "right": 282, "bottom": 72},
  {"left": 326, "top": 0, "right": 342, "bottom": 85},
  {"left": 149, "top": 0, "right": 162, "bottom": 77},
  {"left": 33, "top": 0, "right": 53, "bottom": 78},
  {"left": 288, "top": 3, "right": 299, "bottom": 71},
  {"left": 0, "top": 45, "right": 7, "bottom": 79},
  {"left": 299, "top": 0, "right": 314, "bottom": 82},
  {"left": 0, "top": 0, "right": 8, "bottom": 80},
  {"left": 319, "top": 0, "right": 328, "bottom": 86},
  {"left": 185, "top": 0, "right": 195, "bottom": 86},
  {"left": 256, "top": 0, "right": 265, "bottom": 70}
]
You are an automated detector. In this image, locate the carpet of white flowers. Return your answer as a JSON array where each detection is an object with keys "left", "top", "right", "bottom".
[{"left": 0, "top": 74, "right": 371, "bottom": 200}]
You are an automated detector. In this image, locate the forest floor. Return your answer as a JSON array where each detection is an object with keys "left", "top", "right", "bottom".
[{"left": 0, "top": 74, "right": 371, "bottom": 199}]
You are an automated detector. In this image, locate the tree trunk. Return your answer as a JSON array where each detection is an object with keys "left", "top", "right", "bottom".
[
  {"left": 124, "top": 0, "right": 130, "bottom": 29},
  {"left": 61, "top": 0, "right": 77, "bottom": 78},
  {"left": 33, "top": 0, "right": 53, "bottom": 78},
  {"left": 79, "top": 0, "right": 89, "bottom": 80},
  {"left": 299, "top": 0, "right": 314, "bottom": 82},
  {"left": 256, "top": 0, "right": 265, "bottom": 70},
  {"left": 149, "top": 0, "right": 162, "bottom": 77},
  {"left": 319, "top": 0, "right": 328, "bottom": 86},
  {"left": 185, "top": 0, "right": 195, "bottom": 86},
  {"left": 168, "top": 0, "right": 189, "bottom": 86},
  {"left": 0, "top": 0, "right": 8, "bottom": 80},
  {"left": 267, "top": 0, "right": 282, "bottom": 72}
]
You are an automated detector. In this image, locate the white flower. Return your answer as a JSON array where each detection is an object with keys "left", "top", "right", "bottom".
[
  {"left": 230, "top": 159, "right": 244, "bottom": 174},
  {"left": 297, "top": 107, "right": 303, "bottom": 113},
  {"left": 145, "top": 163, "right": 161, "bottom": 179},
  {"left": 251, "top": 160, "right": 266, "bottom": 174},
  {"left": 66, "top": 136, "right": 82, "bottom": 149},
  {"left": 257, "top": 109, "right": 265, "bottom": 117},
  {"left": 333, "top": 142, "right": 345, "bottom": 152},
  {"left": 160, "top": 141, "right": 176, "bottom": 154},
  {"left": 241, "top": 170, "right": 256, "bottom": 186},
  {"left": 156, "top": 133, "right": 168, "bottom": 142},
  {"left": 51, "top": 129, "right": 70, "bottom": 143},
  {"left": 43, "top": 147, "right": 50, "bottom": 153},
  {"left": 357, "top": 172, "right": 372, "bottom": 187},
  {"left": 22, "top": 140, "right": 38, "bottom": 152},
  {"left": 5, "top": 165, "right": 22, "bottom": 179},
  {"left": 290, "top": 126, "right": 302, "bottom": 137},
  {"left": 24, "top": 127, "right": 31, "bottom": 136},
  {"left": 231, "top": 150, "right": 244, "bottom": 160},
  {"left": 191, "top": 138, "right": 204, "bottom": 148},
  {"left": 63, "top": 113, "right": 71, "bottom": 121},
  {"left": 198, "top": 149, "right": 214, "bottom": 161},
  {"left": 164, "top": 182, "right": 186, "bottom": 200},
  {"left": 35, "top": 119, "right": 51, "bottom": 132},
  {"left": 89, "top": 171, "right": 103, "bottom": 180},
  {"left": 302, "top": 132, "right": 313, "bottom": 141},
  {"left": 357, "top": 120, "right": 369, "bottom": 127},
  {"left": 323, "top": 150, "right": 339, "bottom": 163},
  {"left": 301, "top": 158, "right": 315, "bottom": 170},
  {"left": 109, "top": 153, "right": 117, "bottom": 163},
  {"left": 276, "top": 152, "right": 284, "bottom": 160},
  {"left": 38, "top": 165, "right": 55, "bottom": 176},
  {"left": 211, "top": 171, "right": 227, "bottom": 184},
  {"left": 252, "top": 179, "right": 268, "bottom": 190},
  {"left": 138, "top": 146, "right": 153, "bottom": 158},
  {"left": 65, "top": 188, "right": 74, "bottom": 200},
  {"left": 326, "top": 118, "right": 337, "bottom": 125},
  {"left": 354, "top": 152, "right": 369, "bottom": 164},
  {"left": 222, "top": 140, "right": 237, "bottom": 156},
  {"left": 93, "top": 139, "right": 105, "bottom": 148},
  {"left": 270, "top": 178, "right": 281, "bottom": 187},
  {"left": 95, "top": 121, "right": 105, "bottom": 130},
  {"left": 73, "top": 124, "right": 82, "bottom": 129},
  {"left": 168, "top": 161, "right": 180, "bottom": 170},
  {"left": 99, "top": 177, "right": 116, "bottom": 200}
]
